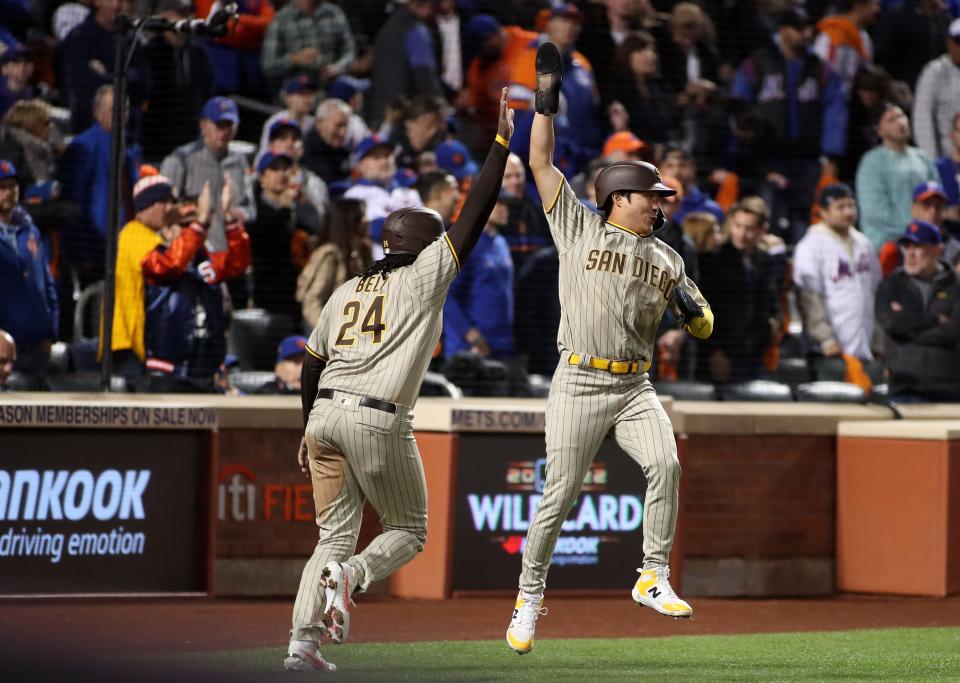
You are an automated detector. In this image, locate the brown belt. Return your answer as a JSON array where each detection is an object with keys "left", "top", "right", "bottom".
[{"left": 316, "top": 388, "right": 397, "bottom": 414}]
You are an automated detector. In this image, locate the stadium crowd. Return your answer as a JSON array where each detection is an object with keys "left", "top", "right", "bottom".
[{"left": 1, "top": 0, "right": 959, "bottom": 402}]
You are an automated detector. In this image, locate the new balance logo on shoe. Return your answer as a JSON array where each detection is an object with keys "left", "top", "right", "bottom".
[{"left": 647, "top": 586, "right": 661, "bottom": 599}]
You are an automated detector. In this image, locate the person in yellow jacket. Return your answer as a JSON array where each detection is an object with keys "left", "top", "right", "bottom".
[{"left": 105, "top": 174, "right": 219, "bottom": 383}]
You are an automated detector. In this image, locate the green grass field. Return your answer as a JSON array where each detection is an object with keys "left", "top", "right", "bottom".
[{"left": 135, "top": 627, "right": 960, "bottom": 681}]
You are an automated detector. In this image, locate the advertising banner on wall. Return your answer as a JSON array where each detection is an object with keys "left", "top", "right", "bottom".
[
  {"left": 0, "top": 430, "right": 210, "bottom": 595},
  {"left": 452, "top": 434, "right": 648, "bottom": 591}
]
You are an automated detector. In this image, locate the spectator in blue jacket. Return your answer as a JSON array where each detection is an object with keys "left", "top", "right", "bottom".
[
  {"left": 0, "top": 160, "right": 58, "bottom": 378},
  {"left": 443, "top": 196, "right": 515, "bottom": 360},
  {"left": 732, "top": 9, "right": 847, "bottom": 242},
  {"left": 661, "top": 146, "right": 725, "bottom": 226},
  {"left": 63, "top": 0, "right": 151, "bottom": 136},
  {"left": 58, "top": 85, "right": 141, "bottom": 276}
]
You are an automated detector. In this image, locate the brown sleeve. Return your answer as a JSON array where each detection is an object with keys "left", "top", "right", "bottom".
[{"left": 445, "top": 141, "right": 510, "bottom": 263}]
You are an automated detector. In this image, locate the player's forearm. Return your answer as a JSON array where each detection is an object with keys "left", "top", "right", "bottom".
[
  {"left": 446, "top": 140, "right": 510, "bottom": 262},
  {"left": 529, "top": 113, "right": 563, "bottom": 210},
  {"left": 300, "top": 353, "right": 325, "bottom": 430}
]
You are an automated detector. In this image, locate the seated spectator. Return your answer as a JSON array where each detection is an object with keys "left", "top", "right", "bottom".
[
  {"left": 499, "top": 152, "right": 550, "bottom": 270},
  {"left": 732, "top": 9, "right": 847, "bottom": 242},
  {"left": 108, "top": 173, "right": 214, "bottom": 384},
  {"left": 141, "top": 0, "right": 214, "bottom": 163},
  {"left": 254, "top": 335, "right": 306, "bottom": 395},
  {"left": 856, "top": 103, "right": 939, "bottom": 252},
  {"left": 389, "top": 95, "right": 446, "bottom": 173},
  {"left": 607, "top": 31, "right": 675, "bottom": 145},
  {"left": 0, "top": 160, "right": 57, "bottom": 378},
  {"left": 911, "top": 182, "right": 960, "bottom": 267},
  {"left": 260, "top": 0, "right": 356, "bottom": 90},
  {"left": 813, "top": 0, "right": 880, "bottom": 94},
  {"left": 913, "top": 19, "right": 960, "bottom": 162},
  {"left": 343, "top": 135, "right": 421, "bottom": 251},
  {"left": 59, "top": 85, "right": 141, "bottom": 278},
  {"left": 657, "top": 2, "right": 721, "bottom": 96},
  {"left": 195, "top": 0, "right": 273, "bottom": 100},
  {"left": 661, "top": 146, "right": 724, "bottom": 225},
  {"left": 248, "top": 152, "right": 318, "bottom": 325},
  {"left": 698, "top": 200, "right": 781, "bottom": 383},
  {"left": 875, "top": 221, "right": 960, "bottom": 402},
  {"left": 682, "top": 211, "right": 722, "bottom": 254},
  {"left": 302, "top": 98, "right": 352, "bottom": 185},
  {"left": 160, "top": 96, "right": 254, "bottom": 252},
  {"left": 935, "top": 112, "right": 960, "bottom": 214},
  {"left": 793, "top": 184, "right": 881, "bottom": 369},
  {"left": 296, "top": 197, "right": 371, "bottom": 328},
  {"left": 326, "top": 76, "right": 372, "bottom": 148},
  {"left": 417, "top": 171, "right": 460, "bottom": 227},
  {"left": 143, "top": 183, "right": 252, "bottom": 393},
  {"left": 601, "top": 131, "right": 646, "bottom": 163},
  {"left": 262, "top": 116, "right": 328, "bottom": 232},
  {"left": 443, "top": 196, "right": 515, "bottom": 361},
  {"left": 63, "top": 0, "right": 151, "bottom": 136},
  {"left": 0, "top": 44, "right": 34, "bottom": 120},
  {"left": 366, "top": 0, "right": 442, "bottom": 129},
  {"left": 436, "top": 139, "right": 478, "bottom": 191},
  {"left": 0, "top": 329, "right": 13, "bottom": 391},
  {"left": 258, "top": 76, "right": 319, "bottom": 159}
]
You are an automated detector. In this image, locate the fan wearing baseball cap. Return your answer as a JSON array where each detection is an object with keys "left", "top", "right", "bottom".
[
  {"left": 875, "top": 220, "right": 960, "bottom": 402},
  {"left": 253, "top": 335, "right": 308, "bottom": 395},
  {"left": 911, "top": 181, "right": 960, "bottom": 266},
  {"left": 159, "top": 96, "right": 254, "bottom": 253},
  {"left": 0, "top": 159, "right": 58, "bottom": 379}
]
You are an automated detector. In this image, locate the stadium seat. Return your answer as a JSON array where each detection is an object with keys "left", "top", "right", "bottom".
[
  {"left": 526, "top": 374, "right": 551, "bottom": 398},
  {"left": 6, "top": 372, "right": 46, "bottom": 391},
  {"left": 228, "top": 309, "right": 296, "bottom": 370},
  {"left": 441, "top": 352, "right": 510, "bottom": 397},
  {"left": 653, "top": 380, "right": 718, "bottom": 401},
  {"left": 420, "top": 371, "right": 463, "bottom": 399},
  {"left": 762, "top": 357, "right": 810, "bottom": 385},
  {"left": 49, "top": 342, "right": 70, "bottom": 375},
  {"left": 73, "top": 280, "right": 104, "bottom": 343},
  {"left": 794, "top": 381, "right": 866, "bottom": 403},
  {"left": 779, "top": 332, "right": 806, "bottom": 359},
  {"left": 229, "top": 370, "right": 278, "bottom": 395},
  {"left": 47, "top": 373, "right": 128, "bottom": 393},
  {"left": 720, "top": 380, "right": 793, "bottom": 402},
  {"left": 871, "top": 383, "right": 889, "bottom": 398}
]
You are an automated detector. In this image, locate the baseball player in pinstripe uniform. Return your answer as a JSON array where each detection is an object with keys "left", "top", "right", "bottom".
[
  {"left": 283, "top": 91, "right": 515, "bottom": 673},
  {"left": 505, "top": 43, "right": 715, "bottom": 656}
]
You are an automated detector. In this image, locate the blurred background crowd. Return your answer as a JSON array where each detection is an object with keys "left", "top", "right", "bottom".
[{"left": 0, "top": 0, "right": 959, "bottom": 402}]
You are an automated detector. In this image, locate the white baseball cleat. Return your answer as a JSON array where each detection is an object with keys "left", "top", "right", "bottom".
[
  {"left": 283, "top": 640, "right": 337, "bottom": 673},
  {"left": 505, "top": 591, "right": 547, "bottom": 655},
  {"left": 321, "top": 562, "right": 356, "bottom": 644},
  {"left": 631, "top": 565, "right": 693, "bottom": 618}
]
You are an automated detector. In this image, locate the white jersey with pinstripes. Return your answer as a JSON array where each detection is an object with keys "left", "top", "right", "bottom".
[
  {"left": 546, "top": 178, "right": 708, "bottom": 363},
  {"left": 305, "top": 235, "right": 459, "bottom": 407}
]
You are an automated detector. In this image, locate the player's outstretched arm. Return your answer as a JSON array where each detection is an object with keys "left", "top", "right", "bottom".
[
  {"left": 529, "top": 43, "right": 563, "bottom": 207},
  {"left": 446, "top": 87, "right": 514, "bottom": 263}
]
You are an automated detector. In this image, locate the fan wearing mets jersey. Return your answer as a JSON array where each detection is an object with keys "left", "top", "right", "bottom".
[
  {"left": 281, "top": 91, "right": 515, "bottom": 674},
  {"left": 504, "top": 43, "right": 715, "bottom": 656}
]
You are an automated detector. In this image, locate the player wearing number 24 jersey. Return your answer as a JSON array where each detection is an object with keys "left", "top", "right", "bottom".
[{"left": 282, "top": 90, "right": 515, "bottom": 674}]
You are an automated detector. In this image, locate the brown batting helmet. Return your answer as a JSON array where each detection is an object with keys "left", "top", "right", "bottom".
[
  {"left": 381, "top": 207, "right": 445, "bottom": 256},
  {"left": 594, "top": 161, "right": 677, "bottom": 210}
]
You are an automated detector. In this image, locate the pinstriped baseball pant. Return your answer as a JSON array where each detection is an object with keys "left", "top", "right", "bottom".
[
  {"left": 519, "top": 356, "right": 680, "bottom": 595},
  {"left": 291, "top": 391, "right": 427, "bottom": 643}
]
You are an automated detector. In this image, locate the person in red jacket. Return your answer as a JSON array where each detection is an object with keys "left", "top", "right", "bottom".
[{"left": 195, "top": 0, "right": 275, "bottom": 99}]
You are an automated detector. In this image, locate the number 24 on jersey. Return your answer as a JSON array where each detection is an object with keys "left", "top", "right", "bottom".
[{"left": 335, "top": 295, "right": 388, "bottom": 346}]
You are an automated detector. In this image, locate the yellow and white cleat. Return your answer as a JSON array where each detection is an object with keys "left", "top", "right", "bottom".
[
  {"left": 631, "top": 566, "right": 693, "bottom": 618},
  {"left": 505, "top": 591, "right": 547, "bottom": 655}
]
